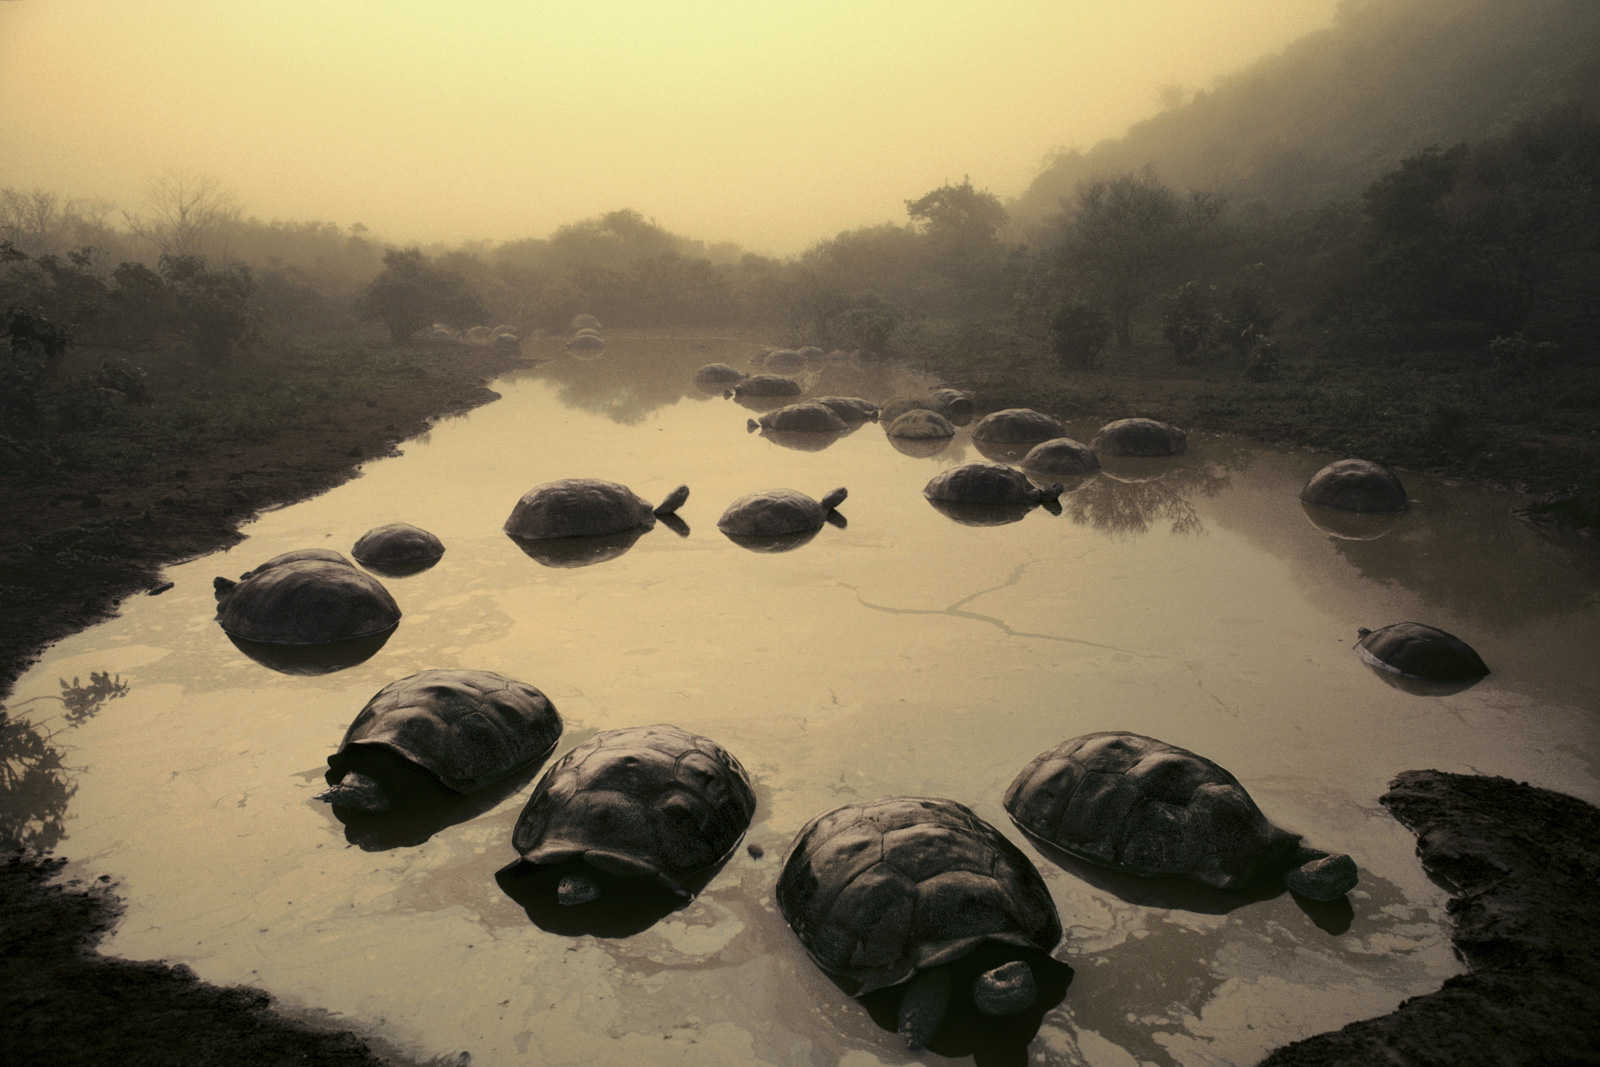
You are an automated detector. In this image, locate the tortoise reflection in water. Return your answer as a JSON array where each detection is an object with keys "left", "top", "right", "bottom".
[
  {"left": 509, "top": 724, "right": 755, "bottom": 906},
  {"left": 1005, "top": 731, "right": 1359, "bottom": 902},
  {"left": 777, "top": 796, "right": 1066, "bottom": 1051},
  {"left": 319, "top": 669, "right": 562, "bottom": 814}
]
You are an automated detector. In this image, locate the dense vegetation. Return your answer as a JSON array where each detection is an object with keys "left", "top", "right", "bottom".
[{"left": 2, "top": 0, "right": 1597, "bottom": 526}]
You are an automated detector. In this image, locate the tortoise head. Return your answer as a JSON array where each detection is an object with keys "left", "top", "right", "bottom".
[
  {"left": 747, "top": 418, "right": 759, "bottom": 433},
  {"left": 1036, "top": 482, "right": 1065, "bottom": 504},
  {"left": 315, "top": 771, "right": 392, "bottom": 815},
  {"left": 653, "top": 484, "right": 690, "bottom": 516},
  {"left": 820, "top": 487, "right": 848, "bottom": 512}
]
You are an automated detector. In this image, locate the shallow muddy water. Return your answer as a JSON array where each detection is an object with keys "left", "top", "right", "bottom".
[{"left": 8, "top": 332, "right": 1599, "bottom": 1066}]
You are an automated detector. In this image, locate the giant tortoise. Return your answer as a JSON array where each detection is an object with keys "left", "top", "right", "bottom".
[
  {"left": 747, "top": 401, "right": 848, "bottom": 435},
  {"left": 777, "top": 796, "right": 1064, "bottom": 1050},
  {"left": 1004, "top": 732, "right": 1357, "bottom": 901},
  {"left": 1090, "top": 418, "right": 1187, "bottom": 457},
  {"left": 214, "top": 550, "right": 401, "bottom": 646},
  {"left": 504, "top": 479, "right": 689, "bottom": 541},
  {"left": 510, "top": 724, "right": 755, "bottom": 905},
  {"left": 971, "top": 408, "right": 1064, "bottom": 445},
  {"left": 351, "top": 523, "right": 445, "bottom": 571},
  {"left": 1356, "top": 622, "right": 1489, "bottom": 683},
  {"left": 319, "top": 669, "right": 561, "bottom": 814},
  {"left": 717, "top": 487, "right": 847, "bottom": 544},
  {"left": 1301, "top": 459, "right": 1409, "bottom": 513}
]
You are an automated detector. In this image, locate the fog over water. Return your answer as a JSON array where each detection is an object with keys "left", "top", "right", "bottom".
[{"left": 0, "top": 0, "right": 1341, "bottom": 252}]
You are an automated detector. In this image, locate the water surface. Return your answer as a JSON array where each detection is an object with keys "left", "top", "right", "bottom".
[{"left": 8, "top": 332, "right": 1598, "bottom": 1066}]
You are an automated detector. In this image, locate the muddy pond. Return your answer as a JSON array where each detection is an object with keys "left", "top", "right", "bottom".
[{"left": 8, "top": 332, "right": 1599, "bottom": 1066}]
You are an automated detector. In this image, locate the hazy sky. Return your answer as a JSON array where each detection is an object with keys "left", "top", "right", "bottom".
[{"left": 2, "top": 1, "right": 1342, "bottom": 254}]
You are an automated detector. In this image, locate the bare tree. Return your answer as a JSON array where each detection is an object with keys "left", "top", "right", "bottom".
[
  {"left": 0, "top": 188, "right": 122, "bottom": 260},
  {"left": 124, "top": 172, "right": 242, "bottom": 261}
]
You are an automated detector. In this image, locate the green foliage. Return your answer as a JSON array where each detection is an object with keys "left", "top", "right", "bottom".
[
  {"left": 1048, "top": 297, "right": 1112, "bottom": 369},
  {"left": 1162, "top": 282, "right": 1219, "bottom": 365},
  {"left": 358, "top": 248, "right": 488, "bottom": 343}
]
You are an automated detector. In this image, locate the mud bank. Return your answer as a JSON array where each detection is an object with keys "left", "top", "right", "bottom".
[{"left": 1261, "top": 770, "right": 1600, "bottom": 1066}]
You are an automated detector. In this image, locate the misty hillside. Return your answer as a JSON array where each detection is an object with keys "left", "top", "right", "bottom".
[{"left": 1010, "top": 0, "right": 1600, "bottom": 225}]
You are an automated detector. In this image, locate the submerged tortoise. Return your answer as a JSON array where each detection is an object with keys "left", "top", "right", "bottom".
[
  {"left": 511, "top": 723, "right": 755, "bottom": 904},
  {"left": 214, "top": 550, "right": 401, "bottom": 645},
  {"left": 1356, "top": 622, "right": 1489, "bottom": 682},
  {"left": 1090, "top": 418, "right": 1187, "bottom": 456},
  {"left": 1301, "top": 459, "right": 1409, "bottom": 513},
  {"left": 971, "top": 408, "right": 1064, "bottom": 444},
  {"left": 319, "top": 669, "right": 562, "bottom": 813},
  {"left": 351, "top": 523, "right": 445, "bottom": 568},
  {"left": 726, "top": 374, "right": 803, "bottom": 399},
  {"left": 694, "top": 362, "right": 748, "bottom": 385},
  {"left": 886, "top": 409, "right": 956, "bottom": 439},
  {"left": 924, "top": 463, "right": 1063, "bottom": 505},
  {"left": 777, "top": 796, "right": 1063, "bottom": 1051},
  {"left": 504, "top": 478, "right": 689, "bottom": 540},
  {"left": 1004, "top": 732, "right": 1358, "bottom": 901},
  {"left": 717, "top": 487, "right": 847, "bottom": 538},
  {"left": 1021, "top": 438, "right": 1100, "bottom": 478},
  {"left": 879, "top": 395, "right": 950, "bottom": 424},
  {"left": 931, "top": 388, "right": 975, "bottom": 422},
  {"left": 747, "top": 401, "right": 848, "bottom": 434},
  {"left": 811, "top": 396, "right": 879, "bottom": 423}
]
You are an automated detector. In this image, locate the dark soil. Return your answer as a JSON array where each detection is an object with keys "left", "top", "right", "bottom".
[{"left": 1260, "top": 771, "right": 1600, "bottom": 1067}]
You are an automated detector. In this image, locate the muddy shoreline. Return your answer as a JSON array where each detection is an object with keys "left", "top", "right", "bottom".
[{"left": 2, "top": 343, "right": 1596, "bottom": 1065}]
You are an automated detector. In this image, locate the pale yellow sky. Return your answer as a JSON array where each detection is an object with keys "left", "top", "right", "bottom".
[{"left": 1, "top": 0, "right": 1342, "bottom": 254}]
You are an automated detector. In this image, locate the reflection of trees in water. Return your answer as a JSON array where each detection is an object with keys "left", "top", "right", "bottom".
[
  {"left": 532, "top": 339, "right": 749, "bottom": 426},
  {"left": 1327, "top": 498, "right": 1600, "bottom": 627},
  {"left": 1062, "top": 459, "right": 1238, "bottom": 537},
  {"left": 0, "top": 672, "right": 128, "bottom": 851}
]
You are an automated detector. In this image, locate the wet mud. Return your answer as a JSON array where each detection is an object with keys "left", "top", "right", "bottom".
[{"left": 1261, "top": 770, "right": 1600, "bottom": 1066}]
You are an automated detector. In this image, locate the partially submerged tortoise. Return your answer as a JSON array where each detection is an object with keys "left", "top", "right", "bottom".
[
  {"left": 931, "top": 388, "right": 975, "bottom": 422},
  {"left": 924, "top": 463, "right": 1063, "bottom": 506},
  {"left": 717, "top": 487, "right": 847, "bottom": 538},
  {"left": 1004, "top": 731, "right": 1358, "bottom": 902},
  {"left": 886, "top": 409, "right": 956, "bottom": 440},
  {"left": 1356, "top": 622, "right": 1489, "bottom": 682},
  {"left": 1090, "top": 418, "right": 1187, "bottom": 456},
  {"left": 879, "top": 395, "right": 950, "bottom": 424},
  {"left": 971, "top": 408, "right": 1064, "bottom": 444},
  {"left": 566, "top": 333, "right": 605, "bottom": 353},
  {"left": 352, "top": 523, "right": 445, "bottom": 569},
  {"left": 319, "top": 669, "right": 562, "bottom": 814},
  {"left": 777, "top": 796, "right": 1064, "bottom": 1051},
  {"left": 504, "top": 479, "right": 689, "bottom": 541},
  {"left": 811, "top": 396, "right": 879, "bottom": 422},
  {"left": 214, "top": 550, "right": 401, "bottom": 646},
  {"left": 747, "top": 401, "right": 848, "bottom": 434},
  {"left": 726, "top": 374, "right": 803, "bottom": 399},
  {"left": 694, "top": 362, "right": 748, "bottom": 385},
  {"left": 1301, "top": 459, "right": 1409, "bottom": 513},
  {"left": 1020, "top": 438, "right": 1100, "bottom": 478},
  {"left": 511, "top": 723, "right": 755, "bottom": 905}
]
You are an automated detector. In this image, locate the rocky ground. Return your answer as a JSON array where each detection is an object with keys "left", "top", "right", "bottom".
[{"left": 2, "top": 343, "right": 1596, "bottom": 1065}]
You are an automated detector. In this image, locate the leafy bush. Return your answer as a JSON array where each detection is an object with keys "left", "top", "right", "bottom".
[{"left": 1048, "top": 296, "right": 1112, "bottom": 369}]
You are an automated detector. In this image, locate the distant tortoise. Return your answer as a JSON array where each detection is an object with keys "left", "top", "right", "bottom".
[
  {"left": 796, "top": 345, "right": 826, "bottom": 363},
  {"left": 1356, "top": 622, "right": 1489, "bottom": 682},
  {"left": 1004, "top": 731, "right": 1358, "bottom": 902},
  {"left": 1020, "top": 438, "right": 1100, "bottom": 478},
  {"left": 717, "top": 487, "right": 847, "bottom": 538},
  {"left": 747, "top": 401, "right": 848, "bottom": 434},
  {"left": 886, "top": 409, "right": 956, "bottom": 439},
  {"left": 695, "top": 362, "right": 748, "bottom": 385},
  {"left": 1090, "top": 418, "right": 1187, "bottom": 456},
  {"left": 925, "top": 463, "right": 1063, "bottom": 505},
  {"left": 214, "top": 550, "right": 401, "bottom": 646},
  {"left": 511, "top": 723, "right": 755, "bottom": 904},
  {"left": 971, "top": 408, "right": 1064, "bottom": 444},
  {"left": 351, "top": 523, "right": 445, "bottom": 568},
  {"left": 763, "top": 348, "right": 808, "bottom": 373},
  {"left": 566, "top": 333, "right": 605, "bottom": 353},
  {"left": 1301, "top": 459, "right": 1408, "bottom": 513},
  {"left": 931, "top": 388, "right": 975, "bottom": 423},
  {"left": 726, "top": 374, "right": 803, "bottom": 399},
  {"left": 777, "top": 796, "right": 1064, "bottom": 1051},
  {"left": 811, "top": 396, "right": 879, "bottom": 422},
  {"left": 879, "top": 394, "right": 950, "bottom": 424},
  {"left": 504, "top": 479, "right": 689, "bottom": 541},
  {"left": 319, "top": 669, "right": 562, "bottom": 814}
]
